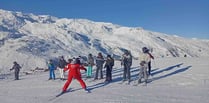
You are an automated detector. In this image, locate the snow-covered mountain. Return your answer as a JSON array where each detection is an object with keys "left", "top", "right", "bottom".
[{"left": 0, "top": 9, "right": 209, "bottom": 72}]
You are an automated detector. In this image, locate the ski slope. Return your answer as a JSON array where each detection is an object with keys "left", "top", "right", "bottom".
[{"left": 0, "top": 57, "right": 208, "bottom": 103}]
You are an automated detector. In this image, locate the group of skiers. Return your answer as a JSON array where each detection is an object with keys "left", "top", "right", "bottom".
[{"left": 9, "top": 46, "right": 154, "bottom": 93}]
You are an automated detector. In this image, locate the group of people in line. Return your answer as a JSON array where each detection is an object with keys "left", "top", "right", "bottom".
[
  {"left": 9, "top": 47, "right": 154, "bottom": 93},
  {"left": 46, "top": 53, "right": 115, "bottom": 93}
]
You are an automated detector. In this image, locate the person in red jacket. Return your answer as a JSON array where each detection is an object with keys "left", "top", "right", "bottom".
[{"left": 62, "top": 58, "right": 88, "bottom": 93}]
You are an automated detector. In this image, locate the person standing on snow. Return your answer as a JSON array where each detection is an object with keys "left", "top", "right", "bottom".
[
  {"left": 147, "top": 50, "right": 154, "bottom": 75},
  {"left": 10, "top": 61, "right": 21, "bottom": 80},
  {"left": 104, "top": 55, "right": 114, "bottom": 83},
  {"left": 78, "top": 56, "right": 85, "bottom": 65},
  {"left": 86, "top": 53, "right": 94, "bottom": 78},
  {"left": 62, "top": 58, "right": 89, "bottom": 93},
  {"left": 67, "top": 58, "right": 73, "bottom": 64},
  {"left": 58, "top": 56, "right": 67, "bottom": 80},
  {"left": 94, "top": 52, "right": 105, "bottom": 80},
  {"left": 137, "top": 47, "right": 152, "bottom": 85},
  {"left": 48, "top": 59, "right": 56, "bottom": 80},
  {"left": 121, "top": 50, "right": 132, "bottom": 84}
]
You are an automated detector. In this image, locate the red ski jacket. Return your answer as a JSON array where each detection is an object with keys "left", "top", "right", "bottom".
[{"left": 64, "top": 63, "right": 86, "bottom": 79}]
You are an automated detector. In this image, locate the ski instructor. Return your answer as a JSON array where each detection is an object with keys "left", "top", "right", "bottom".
[{"left": 61, "top": 58, "right": 89, "bottom": 93}]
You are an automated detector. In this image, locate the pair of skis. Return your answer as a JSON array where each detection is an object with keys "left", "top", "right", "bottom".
[
  {"left": 55, "top": 88, "right": 91, "bottom": 97},
  {"left": 49, "top": 88, "right": 91, "bottom": 101}
]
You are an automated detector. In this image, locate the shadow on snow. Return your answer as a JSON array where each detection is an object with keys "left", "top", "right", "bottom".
[
  {"left": 70, "top": 63, "right": 191, "bottom": 92},
  {"left": 152, "top": 65, "right": 192, "bottom": 82}
]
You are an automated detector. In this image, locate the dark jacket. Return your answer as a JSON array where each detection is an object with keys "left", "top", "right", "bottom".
[
  {"left": 121, "top": 53, "right": 132, "bottom": 67},
  {"left": 58, "top": 59, "right": 67, "bottom": 68},
  {"left": 11, "top": 63, "right": 21, "bottom": 71},
  {"left": 104, "top": 58, "right": 114, "bottom": 68}
]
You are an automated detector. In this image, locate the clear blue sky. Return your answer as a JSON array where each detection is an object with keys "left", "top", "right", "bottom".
[{"left": 1, "top": 0, "right": 209, "bottom": 39}]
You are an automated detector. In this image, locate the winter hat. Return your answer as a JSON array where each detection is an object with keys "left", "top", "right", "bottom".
[
  {"left": 68, "top": 59, "right": 72, "bottom": 63},
  {"left": 142, "top": 47, "right": 149, "bottom": 53},
  {"left": 124, "top": 50, "right": 129, "bottom": 55},
  {"left": 88, "top": 53, "right": 92, "bottom": 57},
  {"left": 13, "top": 61, "right": 17, "bottom": 64},
  {"left": 98, "top": 52, "right": 103, "bottom": 58},
  {"left": 72, "top": 58, "right": 76, "bottom": 64}
]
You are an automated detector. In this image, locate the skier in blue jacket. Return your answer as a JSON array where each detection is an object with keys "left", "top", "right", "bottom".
[{"left": 48, "top": 60, "right": 56, "bottom": 80}]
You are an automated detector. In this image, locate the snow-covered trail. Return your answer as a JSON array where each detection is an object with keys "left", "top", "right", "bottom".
[{"left": 0, "top": 57, "right": 209, "bottom": 103}]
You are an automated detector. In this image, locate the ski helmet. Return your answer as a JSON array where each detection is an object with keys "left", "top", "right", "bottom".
[{"left": 142, "top": 47, "right": 149, "bottom": 53}]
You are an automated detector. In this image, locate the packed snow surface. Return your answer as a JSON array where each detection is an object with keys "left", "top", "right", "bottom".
[{"left": 0, "top": 57, "right": 208, "bottom": 103}]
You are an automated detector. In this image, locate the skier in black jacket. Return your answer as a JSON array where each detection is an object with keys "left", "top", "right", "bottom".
[
  {"left": 104, "top": 55, "right": 114, "bottom": 82},
  {"left": 10, "top": 61, "right": 21, "bottom": 80},
  {"left": 58, "top": 56, "right": 67, "bottom": 80},
  {"left": 121, "top": 50, "right": 132, "bottom": 84}
]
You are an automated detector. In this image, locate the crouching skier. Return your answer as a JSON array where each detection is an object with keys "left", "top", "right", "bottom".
[{"left": 61, "top": 59, "right": 90, "bottom": 94}]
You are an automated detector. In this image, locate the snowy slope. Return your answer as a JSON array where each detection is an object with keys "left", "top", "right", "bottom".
[
  {"left": 0, "top": 9, "right": 209, "bottom": 73},
  {"left": 0, "top": 57, "right": 208, "bottom": 103}
]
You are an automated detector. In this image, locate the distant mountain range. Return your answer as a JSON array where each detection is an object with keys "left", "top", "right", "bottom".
[{"left": 0, "top": 9, "right": 209, "bottom": 71}]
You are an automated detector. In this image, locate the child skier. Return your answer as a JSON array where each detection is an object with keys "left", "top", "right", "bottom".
[
  {"left": 86, "top": 53, "right": 94, "bottom": 78},
  {"left": 48, "top": 60, "right": 56, "bottom": 80},
  {"left": 62, "top": 58, "right": 89, "bottom": 93}
]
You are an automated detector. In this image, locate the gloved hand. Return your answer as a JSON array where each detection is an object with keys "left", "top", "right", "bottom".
[{"left": 140, "top": 61, "right": 146, "bottom": 66}]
